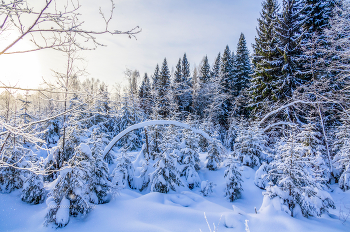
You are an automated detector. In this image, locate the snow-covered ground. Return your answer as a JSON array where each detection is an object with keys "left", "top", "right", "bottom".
[{"left": 0, "top": 152, "right": 349, "bottom": 232}]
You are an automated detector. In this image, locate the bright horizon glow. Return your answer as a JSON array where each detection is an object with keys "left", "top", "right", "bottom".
[
  {"left": 0, "top": 0, "right": 263, "bottom": 91},
  {"left": 0, "top": 32, "right": 43, "bottom": 90}
]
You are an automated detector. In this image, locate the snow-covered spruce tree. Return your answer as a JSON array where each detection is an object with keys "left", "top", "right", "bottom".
[
  {"left": 173, "top": 55, "right": 192, "bottom": 119},
  {"left": 265, "top": 131, "right": 335, "bottom": 217},
  {"left": 300, "top": 0, "right": 337, "bottom": 80},
  {"left": 45, "top": 144, "right": 95, "bottom": 227},
  {"left": 89, "top": 130, "right": 111, "bottom": 203},
  {"left": 194, "top": 55, "right": 212, "bottom": 119},
  {"left": 233, "top": 121, "right": 269, "bottom": 168},
  {"left": 219, "top": 45, "right": 235, "bottom": 130},
  {"left": 296, "top": 123, "right": 330, "bottom": 184},
  {"left": 250, "top": 0, "right": 281, "bottom": 116},
  {"left": 45, "top": 119, "right": 61, "bottom": 148},
  {"left": 254, "top": 161, "right": 272, "bottom": 189},
  {"left": 139, "top": 73, "right": 153, "bottom": 118},
  {"left": 111, "top": 150, "right": 135, "bottom": 190},
  {"left": 334, "top": 123, "right": 350, "bottom": 191},
  {"left": 117, "top": 95, "right": 142, "bottom": 151},
  {"left": 206, "top": 139, "right": 225, "bottom": 171},
  {"left": 157, "top": 58, "right": 172, "bottom": 119},
  {"left": 178, "top": 128, "right": 201, "bottom": 189},
  {"left": 150, "top": 151, "right": 184, "bottom": 193},
  {"left": 200, "top": 180, "right": 216, "bottom": 196},
  {"left": 21, "top": 172, "right": 45, "bottom": 204},
  {"left": 132, "top": 145, "right": 154, "bottom": 192},
  {"left": 234, "top": 33, "right": 252, "bottom": 98},
  {"left": 0, "top": 148, "right": 27, "bottom": 193},
  {"left": 224, "top": 156, "right": 243, "bottom": 202},
  {"left": 271, "top": 0, "right": 308, "bottom": 114},
  {"left": 150, "top": 125, "right": 184, "bottom": 193}
]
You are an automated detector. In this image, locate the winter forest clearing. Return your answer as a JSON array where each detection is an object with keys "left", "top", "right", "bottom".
[{"left": 1, "top": 0, "right": 350, "bottom": 231}]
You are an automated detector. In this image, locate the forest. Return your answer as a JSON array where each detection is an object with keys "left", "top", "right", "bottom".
[{"left": 0, "top": 0, "right": 350, "bottom": 230}]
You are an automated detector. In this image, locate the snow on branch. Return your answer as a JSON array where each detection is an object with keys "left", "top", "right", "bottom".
[
  {"left": 259, "top": 100, "right": 325, "bottom": 124},
  {"left": 103, "top": 120, "right": 214, "bottom": 157}
]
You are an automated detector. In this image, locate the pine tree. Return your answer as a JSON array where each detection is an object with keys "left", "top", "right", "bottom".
[
  {"left": 173, "top": 56, "right": 192, "bottom": 118},
  {"left": 178, "top": 129, "right": 201, "bottom": 189},
  {"left": 0, "top": 148, "right": 27, "bottom": 193},
  {"left": 224, "top": 156, "right": 243, "bottom": 202},
  {"left": 250, "top": 0, "right": 281, "bottom": 116}
]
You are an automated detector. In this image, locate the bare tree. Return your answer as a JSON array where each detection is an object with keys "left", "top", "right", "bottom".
[{"left": 0, "top": 0, "right": 140, "bottom": 55}]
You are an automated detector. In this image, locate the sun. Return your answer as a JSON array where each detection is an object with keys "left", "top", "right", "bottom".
[{"left": 0, "top": 33, "right": 43, "bottom": 89}]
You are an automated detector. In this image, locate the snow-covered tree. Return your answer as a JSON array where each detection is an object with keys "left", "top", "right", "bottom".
[
  {"left": 200, "top": 180, "right": 216, "bottom": 196},
  {"left": 21, "top": 172, "right": 45, "bottom": 204},
  {"left": 111, "top": 150, "right": 135, "bottom": 189},
  {"left": 206, "top": 139, "right": 225, "bottom": 171},
  {"left": 233, "top": 122, "right": 269, "bottom": 168},
  {"left": 139, "top": 73, "right": 153, "bottom": 118},
  {"left": 89, "top": 131, "right": 111, "bottom": 203},
  {"left": 250, "top": 0, "right": 281, "bottom": 116},
  {"left": 274, "top": 0, "right": 307, "bottom": 102},
  {"left": 45, "top": 144, "right": 95, "bottom": 227},
  {"left": 0, "top": 148, "right": 27, "bottom": 193},
  {"left": 265, "top": 131, "right": 335, "bottom": 217},
  {"left": 234, "top": 33, "right": 252, "bottom": 98},
  {"left": 334, "top": 123, "right": 350, "bottom": 191},
  {"left": 150, "top": 151, "right": 183, "bottom": 193},
  {"left": 224, "top": 156, "right": 243, "bottom": 202},
  {"left": 254, "top": 162, "right": 272, "bottom": 189},
  {"left": 117, "top": 95, "right": 142, "bottom": 151},
  {"left": 178, "top": 129, "right": 201, "bottom": 189}
]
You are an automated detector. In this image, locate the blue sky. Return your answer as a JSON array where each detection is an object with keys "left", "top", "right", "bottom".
[{"left": 1, "top": 0, "right": 263, "bottom": 89}]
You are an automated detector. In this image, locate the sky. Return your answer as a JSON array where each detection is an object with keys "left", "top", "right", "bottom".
[{"left": 0, "top": 0, "right": 263, "bottom": 90}]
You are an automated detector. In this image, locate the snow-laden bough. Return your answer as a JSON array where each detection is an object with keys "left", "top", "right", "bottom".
[{"left": 103, "top": 120, "right": 214, "bottom": 157}]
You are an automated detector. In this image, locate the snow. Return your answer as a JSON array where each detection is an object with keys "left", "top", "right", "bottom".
[
  {"left": 55, "top": 197, "right": 70, "bottom": 227},
  {"left": 0, "top": 153, "right": 350, "bottom": 232}
]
